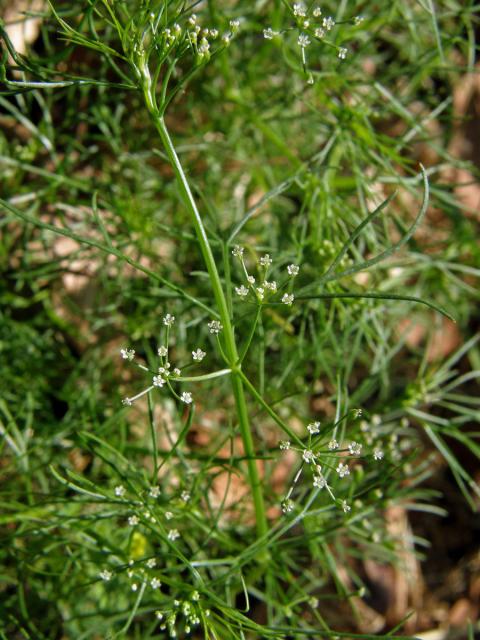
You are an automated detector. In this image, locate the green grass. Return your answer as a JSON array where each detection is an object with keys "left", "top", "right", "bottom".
[{"left": 1, "top": 1, "right": 479, "bottom": 638}]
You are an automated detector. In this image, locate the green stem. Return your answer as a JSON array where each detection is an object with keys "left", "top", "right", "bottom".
[
  {"left": 238, "top": 371, "right": 304, "bottom": 447},
  {"left": 146, "top": 107, "right": 268, "bottom": 542},
  {"left": 239, "top": 305, "right": 262, "bottom": 363},
  {"left": 178, "top": 369, "right": 232, "bottom": 382}
]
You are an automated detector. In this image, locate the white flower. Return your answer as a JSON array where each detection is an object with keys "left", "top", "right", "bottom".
[
  {"left": 163, "top": 314, "right": 175, "bottom": 327},
  {"left": 307, "top": 421, "right": 320, "bottom": 435},
  {"left": 348, "top": 441, "right": 362, "bottom": 456},
  {"left": 131, "top": 583, "right": 138, "bottom": 592},
  {"left": 287, "top": 264, "right": 300, "bottom": 276},
  {"left": 256, "top": 287, "right": 265, "bottom": 300},
  {"left": 341, "top": 500, "right": 351, "bottom": 513},
  {"left": 208, "top": 320, "right": 223, "bottom": 334},
  {"left": 128, "top": 515, "right": 139, "bottom": 526},
  {"left": 373, "top": 448, "right": 384, "bottom": 461},
  {"left": 263, "top": 27, "right": 278, "bottom": 39},
  {"left": 232, "top": 244, "right": 244, "bottom": 258},
  {"left": 210, "top": 28, "right": 219, "bottom": 38},
  {"left": 298, "top": 34, "right": 311, "bottom": 48},
  {"left": 188, "top": 14, "right": 197, "bottom": 25},
  {"left": 279, "top": 440, "right": 291, "bottom": 450},
  {"left": 168, "top": 528, "right": 180, "bottom": 541},
  {"left": 173, "top": 367, "right": 181, "bottom": 376},
  {"left": 151, "top": 577, "right": 161, "bottom": 589},
  {"left": 230, "top": 19, "right": 240, "bottom": 32},
  {"left": 158, "top": 364, "right": 170, "bottom": 376},
  {"left": 100, "top": 569, "right": 112, "bottom": 581},
  {"left": 314, "top": 27, "right": 325, "bottom": 38},
  {"left": 157, "top": 346, "right": 168, "bottom": 357},
  {"left": 147, "top": 558, "right": 157, "bottom": 568},
  {"left": 120, "top": 348, "right": 135, "bottom": 361},
  {"left": 222, "top": 34, "right": 231, "bottom": 45},
  {"left": 323, "top": 16, "right": 335, "bottom": 30},
  {"left": 338, "top": 47, "right": 347, "bottom": 60},
  {"left": 293, "top": 3, "right": 307, "bottom": 17},
  {"left": 264, "top": 280, "right": 277, "bottom": 291},
  {"left": 149, "top": 485, "right": 160, "bottom": 498},
  {"left": 153, "top": 375, "right": 165, "bottom": 387},
  {"left": 181, "top": 391, "right": 193, "bottom": 404},
  {"left": 354, "top": 16, "right": 364, "bottom": 25},
  {"left": 181, "top": 491, "right": 191, "bottom": 502},
  {"left": 259, "top": 254, "right": 272, "bottom": 267},
  {"left": 282, "top": 293, "right": 294, "bottom": 306},
  {"left": 302, "top": 449, "right": 315, "bottom": 463},
  {"left": 235, "top": 285, "right": 249, "bottom": 297},
  {"left": 313, "top": 474, "right": 326, "bottom": 489},
  {"left": 114, "top": 485, "right": 126, "bottom": 497},
  {"left": 247, "top": 275, "right": 256, "bottom": 284},
  {"left": 336, "top": 462, "right": 350, "bottom": 478},
  {"left": 192, "top": 348, "right": 206, "bottom": 361},
  {"left": 313, "top": 7, "right": 322, "bottom": 17},
  {"left": 282, "top": 498, "right": 295, "bottom": 513},
  {"left": 122, "top": 397, "right": 132, "bottom": 406},
  {"left": 198, "top": 38, "right": 210, "bottom": 56},
  {"left": 165, "top": 511, "right": 173, "bottom": 520},
  {"left": 328, "top": 439, "right": 339, "bottom": 450}
]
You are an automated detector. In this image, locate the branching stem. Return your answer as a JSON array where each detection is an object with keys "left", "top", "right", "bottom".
[{"left": 144, "top": 99, "right": 269, "bottom": 543}]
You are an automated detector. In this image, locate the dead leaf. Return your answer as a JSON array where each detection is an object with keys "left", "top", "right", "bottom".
[{"left": 4, "top": 1, "right": 46, "bottom": 59}]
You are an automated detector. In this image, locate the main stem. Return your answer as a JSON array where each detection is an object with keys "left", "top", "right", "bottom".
[{"left": 150, "top": 112, "right": 268, "bottom": 542}]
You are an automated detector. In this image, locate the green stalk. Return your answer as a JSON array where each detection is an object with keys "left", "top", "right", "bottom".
[{"left": 143, "top": 96, "right": 268, "bottom": 542}]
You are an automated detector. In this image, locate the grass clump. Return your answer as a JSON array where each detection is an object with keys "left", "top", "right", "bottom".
[{"left": 1, "top": 1, "right": 479, "bottom": 638}]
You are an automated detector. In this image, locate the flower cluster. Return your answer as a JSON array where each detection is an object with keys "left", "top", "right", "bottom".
[
  {"left": 99, "top": 549, "right": 164, "bottom": 594},
  {"left": 120, "top": 313, "right": 211, "bottom": 408},
  {"left": 135, "top": 9, "right": 242, "bottom": 68},
  {"left": 262, "top": 3, "right": 365, "bottom": 77},
  {"left": 359, "top": 414, "right": 412, "bottom": 463},
  {"left": 231, "top": 245, "right": 300, "bottom": 308},
  {"left": 279, "top": 415, "right": 386, "bottom": 515},
  {"left": 317, "top": 238, "right": 353, "bottom": 269},
  {"left": 99, "top": 480, "right": 201, "bottom": 606},
  {"left": 183, "top": 14, "right": 240, "bottom": 60},
  {"left": 155, "top": 591, "right": 209, "bottom": 636},
  {"left": 124, "top": 554, "right": 166, "bottom": 594}
]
